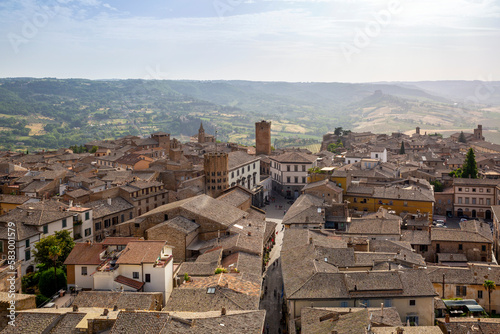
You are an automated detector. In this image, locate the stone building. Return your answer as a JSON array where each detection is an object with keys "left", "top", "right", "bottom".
[
  {"left": 204, "top": 152, "right": 229, "bottom": 198},
  {"left": 255, "top": 120, "right": 271, "bottom": 156}
]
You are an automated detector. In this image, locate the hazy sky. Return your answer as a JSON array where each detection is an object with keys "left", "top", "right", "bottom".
[{"left": 1, "top": 0, "right": 499, "bottom": 82}]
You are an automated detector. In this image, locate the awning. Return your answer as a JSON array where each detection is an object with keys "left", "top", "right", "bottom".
[{"left": 465, "top": 305, "right": 485, "bottom": 312}]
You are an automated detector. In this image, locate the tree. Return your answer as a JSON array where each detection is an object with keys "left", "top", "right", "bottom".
[
  {"left": 90, "top": 145, "right": 98, "bottom": 153},
  {"left": 33, "top": 230, "right": 74, "bottom": 271},
  {"left": 334, "top": 127, "right": 343, "bottom": 136},
  {"left": 399, "top": 141, "right": 406, "bottom": 155},
  {"left": 458, "top": 131, "right": 467, "bottom": 143},
  {"left": 449, "top": 167, "right": 463, "bottom": 178},
  {"left": 430, "top": 180, "right": 444, "bottom": 192},
  {"left": 38, "top": 268, "right": 67, "bottom": 298},
  {"left": 484, "top": 280, "right": 496, "bottom": 314},
  {"left": 461, "top": 148, "right": 478, "bottom": 179},
  {"left": 48, "top": 245, "right": 62, "bottom": 296}
]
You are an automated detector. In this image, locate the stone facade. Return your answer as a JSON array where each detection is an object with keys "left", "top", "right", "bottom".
[
  {"left": 204, "top": 153, "right": 229, "bottom": 198},
  {"left": 255, "top": 120, "right": 271, "bottom": 156}
]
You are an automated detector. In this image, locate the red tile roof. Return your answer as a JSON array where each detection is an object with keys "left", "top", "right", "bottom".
[
  {"left": 114, "top": 275, "right": 144, "bottom": 290},
  {"left": 101, "top": 237, "right": 142, "bottom": 246},
  {"left": 64, "top": 243, "right": 103, "bottom": 265},
  {"left": 116, "top": 241, "right": 167, "bottom": 264}
]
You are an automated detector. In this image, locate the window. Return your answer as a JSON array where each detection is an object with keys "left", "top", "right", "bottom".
[
  {"left": 133, "top": 272, "right": 139, "bottom": 279},
  {"left": 43, "top": 225, "right": 48, "bottom": 234},
  {"left": 294, "top": 165, "right": 298, "bottom": 172},
  {"left": 473, "top": 188, "right": 476, "bottom": 192},
  {"left": 105, "top": 219, "right": 111, "bottom": 228},
  {"left": 458, "top": 244, "right": 463, "bottom": 250},
  {"left": 487, "top": 199, "right": 491, "bottom": 205},
  {"left": 458, "top": 197, "right": 462, "bottom": 204},
  {"left": 419, "top": 245, "right": 428, "bottom": 252},
  {"left": 129, "top": 212, "right": 133, "bottom": 219},
  {"left": 302, "top": 177, "right": 306, "bottom": 183},
  {"left": 384, "top": 299, "right": 392, "bottom": 307},
  {"left": 25, "top": 239, "right": 30, "bottom": 248},
  {"left": 459, "top": 188, "right": 462, "bottom": 192},
  {"left": 287, "top": 165, "right": 290, "bottom": 172},
  {"left": 360, "top": 300, "right": 369, "bottom": 307},
  {"left": 472, "top": 198, "right": 476, "bottom": 204},
  {"left": 482, "top": 245, "right": 487, "bottom": 252},
  {"left": 340, "top": 301, "right": 348, "bottom": 307},
  {"left": 456, "top": 286, "right": 467, "bottom": 296},
  {"left": 409, "top": 299, "right": 416, "bottom": 306},
  {"left": 135, "top": 223, "right": 140, "bottom": 228},
  {"left": 480, "top": 188, "right": 483, "bottom": 192},
  {"left": 406, "top": 316, "right": 418, "bottom": 326},
  {"left": 121, "top": 214, "right": 125, "bottom": 223},
  {"left": 287, "top": 177, "right": 291, "bottom": 183},
  {"left": 231, "top": 172, "right": 234, "bottom": 178},
  {"left": 466, "top": 188, "right": 469, "bottom": 192},
  {"left": 302, "top": 165, "right": 306, "bottom": 171},
  {"left": 478, "top": 290, "right": 483, "bottom": 299},
  {"left": 294, "top": 177, "right": 298, "bottom": 183},
  {"left": 0, "top": 241, "right": 3, "bottom": 253},
  {"left": 404, "top": 201, "right": 408, "bottom": 207},
  {"left": 62, "top": 219, "right": 67, "bottom": 228},
  {"left": 253, "top": 163, "right": 255, "bottom": 169},
  {"left": 465, "top": 198, "right": 469, "bottom": 204},
  {"left": 353, "top": 198, "right": 357, "bottom": 203},
  {"left": 85, "top": 228, "right": 91, "bottom": 237},
  {"left": 95, "top": 222, "right": 101, "bottom": 231},
  {"left": 81, "top": 267, "right": 87, "bottom": 276},
  {"left": 85, "top": 212, "right": 90, "bottom": 220},
  {"left": 207, "top": 287, "right": 216, "bottom": 294},
  {"left": 145, "top": 273, "right": 151, "bottom": 283},
  {"left": 25, "top": 250, "right": 30, "bottom": 261},
  {"left": 487, "top": 188, "right": 491, "bottom": 193}
]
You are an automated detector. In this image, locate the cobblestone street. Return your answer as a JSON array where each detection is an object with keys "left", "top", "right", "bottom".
[{"left": 260, "top": 192, "right": 288, "bottom": 334}]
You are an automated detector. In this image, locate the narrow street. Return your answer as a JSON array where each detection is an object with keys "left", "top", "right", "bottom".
[{"left": 260, "top": 192, "right": 289, "bottom": 334}]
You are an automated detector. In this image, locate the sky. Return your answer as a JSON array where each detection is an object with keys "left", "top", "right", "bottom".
[{"left": 1, "top": 0, "right": 499, "bottom": 82}]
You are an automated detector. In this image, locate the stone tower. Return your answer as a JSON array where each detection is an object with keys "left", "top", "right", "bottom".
[
  {"left": 151, "top": 132, "right": 170, "bottom": 149},
  {"left": 474, "top": 124, "right": 484, "bottom": 141},
  {"left": 204, "top": 152, "right": 229, "bottom": 198},
  {"left": 198, "top": 122, "right": 205, "bottom": 144},
  {"left": 415, "top": 127, "right": 420, "bottom": 135},
  {"left": 255, "top": 120, "right": 271, "bottom": 156}
]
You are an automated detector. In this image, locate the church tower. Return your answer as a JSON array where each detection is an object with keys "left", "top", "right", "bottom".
[
  {"left": 198, "top": 122, "right": 205, "bottom": 144},
  {"left": 204, "top": 152, "right": 229, "bottom": 198}
]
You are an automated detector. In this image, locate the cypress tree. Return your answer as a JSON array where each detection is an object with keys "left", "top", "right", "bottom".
[
  {"left": 458, "top": 131, "right": 467, "bottom": 143},
  {"left": 462, "top": 148, "right": 478, "bottom": 179},
  {"left": 399, "top": 141, "right": 405, "bottom": 155}
]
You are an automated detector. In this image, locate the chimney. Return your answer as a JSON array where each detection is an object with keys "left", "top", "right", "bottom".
[
  {"left": 69, "top": 200, "right": 73, "bottom": 208},
  {"left": 102, "top": 309, "right": 109, "bottom": 316},
  {"left": 221, "top": 307, "right": 226, "bottom": 316},
  {"left": 73, "top": 305, "right": 79, "bottom": 312},
  {"left": 396, "top": 328, "right": 404, "bottom": 334},
  {"left": 381, "top": 303, "right": 384, "bottom": 317},
  {"left": 445, "top": 313, "right": 450, "bottom": 323},
  {"left": 107, "top": 198, "right": 112, "bottom": 205},
  {"left": 309, "top": 237, "right": 313, "bottom": 244},
  {"left": 113, "top": 305, "right": 118, "bottom": 311}
]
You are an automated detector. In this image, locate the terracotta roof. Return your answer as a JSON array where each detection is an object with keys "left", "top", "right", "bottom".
[
  {"left": 72, "top": 291, "right": 162, "bottom": 310},
  {"left": 101, "top": 237, "right": 142, "bottom": 246},
  {"left": 269, "top": 151, "right": 317, "bottom": 163},
  {"left": 110, "top": 311, "right": 169, "bottom": 333},
  {"left": 116, "top": 241, "right": 167, "bottom": 264},
  {"left": 0, "top": 194, "right": 30, "bottom": 204},
  {"left": 115, "top": 275, "right": 145, "bottom": 290},
  {"left": 64, "top": 243, "right": 103, "bottom": 265}
]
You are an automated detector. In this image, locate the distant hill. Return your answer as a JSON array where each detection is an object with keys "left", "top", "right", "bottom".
[{"left": 0, "top": 78, "right": 499, "bottom": 151}]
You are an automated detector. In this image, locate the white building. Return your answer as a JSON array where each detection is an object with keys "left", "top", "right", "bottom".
[
  {"left": 65, "top": 239, "right": 174, "bottom": 304},
  {"left": 227, "top": 151, "right": 261, "bottom": 191},
  {"left": 270, "top": 151, "right": 317, "bottom": 199},
  {"left": 370, "top": 147, "right": 388, "bottom": 163},
  {"left": 0, "top": 200, "right": 93, "bottom": 275}
]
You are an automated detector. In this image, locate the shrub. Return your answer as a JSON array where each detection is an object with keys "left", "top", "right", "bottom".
[
  {"left": 184, "top": 273, "right": 189, "bottom": 282},
  {"left": 35, "top": 294, "right": 50, "bottom": 307},
  {"left": 38, "top": 267, "right": 67, "bottom": 298},
  {"left": 21, "top": 272, "right": 40, "bottom": 293},
  {"left": 214, "top": 268, "right": 228, "bottom": 274}
]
